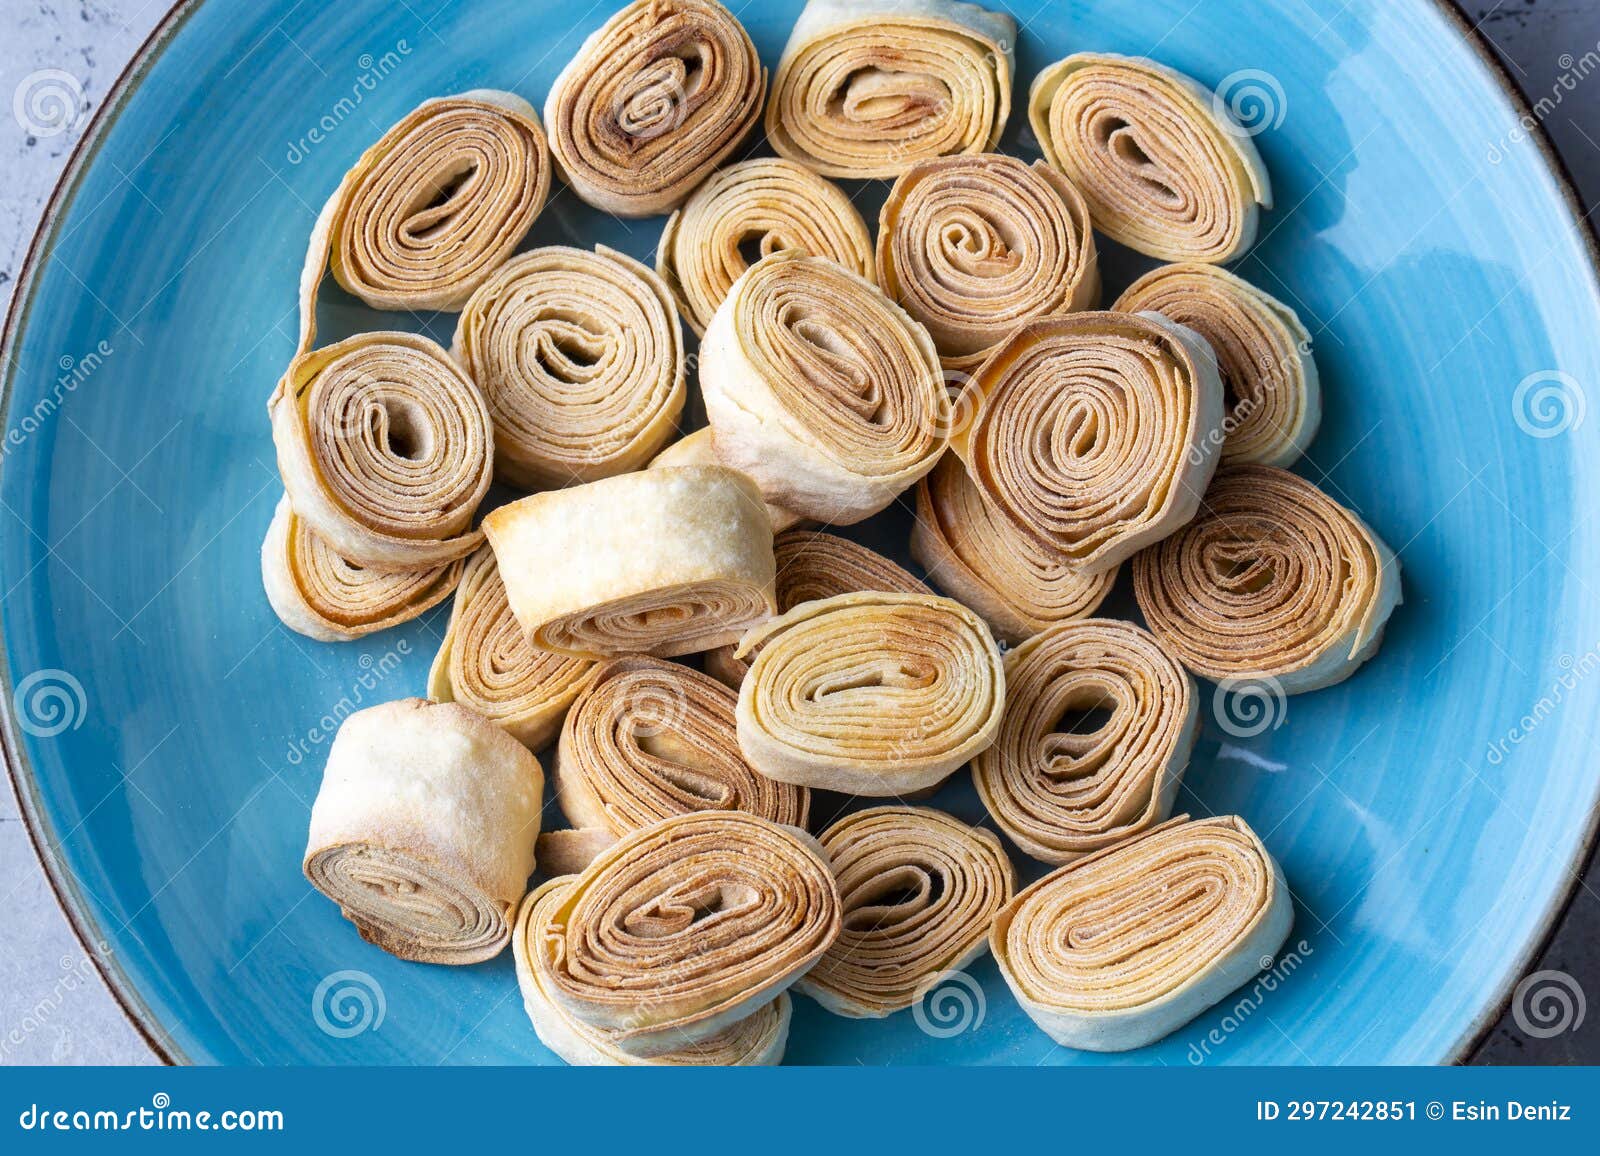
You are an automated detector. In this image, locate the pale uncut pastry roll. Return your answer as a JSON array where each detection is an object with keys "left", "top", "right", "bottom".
[
  {"left": 482, "top": 465, "right": 776, "bottom": 659},
  {"left": 296, "top": 91, "right": 550, "bottom": 351},
  {"left": 658, "top": 158, "right": 874, "bottom": 337},
  {"left": 796, "top": 806, "right": 1015, "bottom": 1018},
  {"left": 303, "top": 698, "right": 544, "bottom": 964},
  {"left": 735, "top": 591, "right": 1005, "bottom": 795},
  {"left": 705, "top": 527, "right": 929, "bottom": 687},
  {"left": 648, "top": 428, "right": 804, "bottom": 533},
  {"left": 1028, "top": 54, "right": 1271, "bottom": 263},
  {"left": 700, "top": 252, "right": 949, "bottom": 524},
  {"left": 1132, "top": 465, "right": 1401, "bottom": 694},
  {"left": 972, "top": 619, "right": 1198, "bottom": 865},
  {"left": 550, "top": 654, "right": 810, "bottom": 866},
  {"left": 912, "top": 454, "right": 1114, "bottom": 645},
  {"left": 529, "top": 810, "right": 841, "bottom": 1056},
  {"left": 767, "top": 0, "right": 1014, "bottom": 179},
  {"left": 268, "top": 331, "right": 493, "bottom": 572},
  {"left": 262, "top": 495, "right": 463, "bottom": 641},
  {"left": 951, "top": 311, "right": 1225, "bottom": 575},
  {"left": 544, "top": 0, "right": 765, "bottom": 217},
  {"left": 992, "top": 814, "right": 1292, "bottom": 1051},
  {"left": 512, "top": 878, "right": 792, "bottom": 1065},
  {"left": 451, "top": 246, "right": 685, "bottom": 489},
  {"left": 878, "top": 155, "right": 1100, "bottom": 371},
  {"left": 1113, "top": 263, "right": 1320, "bottom": 467},
  {"left": 427, "top": 547, "right": 597, "bottom": 750}
]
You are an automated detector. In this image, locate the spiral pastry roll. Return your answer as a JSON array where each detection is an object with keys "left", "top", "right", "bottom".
[
  {"left": 262, "top": 495, "right": 463, "bottom": 641},
  {"left": 1028, "top": 54, "right": 1271, "bottom": 263},
  {"left": 767, "top": 0, "right": 1014, "bottom": 179},
  {"left": 700, "top": 252, "right": 949, "bottom": 524},
  {"left": 736, "top": 592, "right": 1005, "bottom": 795},
  {"left": 648, "top": 428, "right": 804, "bottom": 533},
  {"left": 297, "top": 91, "right": 549, "bottom": 349},
  {"left": 658, "top": 158, "right": 874, "bottom": 337},
  {"left": 427, "top": 547, "right": 597, "bottom": 751},
  {"left": 972, "top": 619, "right": 1197, "bottom": 865},
  {"left": 303, "top": 698, "right": 544, "bottom": 964},
  {"left": 992, "top": 814, "right": 1292, "bottom": 1051},
  {"left": 878, "top": 155, "right": 1100, "bottom": 370},
  {"left": 513, "top": 879, "right": 791, "bottom": 1065},
  {"left": 544, "top": 0, "right": 765, "bottom": 217},
  {"left": 1113, "top": 263, "right": 1320, "bottom": 467},
  {"left": 482, "top": 465, "right": 776, "bottom": 659},
  {"left": 1132, "top": 465, "right": 1402, "bottom": 693},
  {"left": 269, "top": 332, "right": 493, "bottom": 571},
  {"left": 554, "top": 655, "right": 810, "bottom": 848},
  {"left": 797, "top": 806, "right": 1014, "bottom": 1017},
  {"left": 912, "top": 455, "right": 1114, "bottom": 645},
  {"left": 529, "top": 810, "right": 841, "bottom": 1055},
  {"left": 452, "top": 246, "right": 685, "bottom": 489},
  {"left": 952, "top": 312, "right": 1225, "bottom": 574}
]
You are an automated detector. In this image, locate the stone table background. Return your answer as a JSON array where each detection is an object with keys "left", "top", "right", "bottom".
[{"left": 1, "top": 0, "right": 1595, "bottom": 1065}]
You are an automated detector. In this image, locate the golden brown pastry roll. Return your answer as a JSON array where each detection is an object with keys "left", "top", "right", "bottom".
[
  {"left": 951, "top": 311, "right": 1225, "bottom": 574},
  {"left": 303, "top": 698, "right": 544, "bottom": 964},
  {"left": 1028, "top": 54, "right": 1271, "bottom": 263},
  {"left": 482, "top": 465, "right": 776, "bottom": 659},
  {"left": 1132, "top": 465, "right": 1401, "bottom": 694},
  {"left": 700, "top": 252, "right": 948, "bottom": 524},
  {"left": 972, "top": 618, "right": 1197, "bottom": 864},
  {"left": 451, "top": 245, "right": 685, "bottom": 489},
  {"left": 992, "top": 815, "right": 1292, "bottom": 1051},
  {"left": 658, "top": 158, "right": 874, "bottom": 337},
  {"left": 426, "top": 546, "right": 597, "bottom": 750},
  {"left": 878, "top": 155, "right": 1100, "bottom": 371},
  {"left": 647, "top": 428, "right": 804, "bottom": 534},
  {"left": 528, "top": 810, "right": 840, "bottom": 1056},
  {"left": 766, "top": 0, "right": 1014, "bottom": 179},
  {"left": 268, "top": 331, "right": 493, "bottom": 572},
  {"left": 543, "top": 0, "right": 765, "bottom": 217},
  {"left": 735, "top": 591, "right": 1005, "bottom": 795},
  {"left": 796, "top": 806, "right": 1014, "bottom": 1017}
]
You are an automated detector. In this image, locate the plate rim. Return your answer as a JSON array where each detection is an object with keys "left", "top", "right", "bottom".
[{"left": 2, "top": 0, "right": 1596, "bottom": 1068}]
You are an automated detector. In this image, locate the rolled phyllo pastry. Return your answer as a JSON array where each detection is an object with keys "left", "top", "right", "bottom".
[
  {"left": 1132, "top": 465, "right": 1401, "bottom": 693},
  {"left": 797, "top": 806, "right": 1014, "bottom": 1017},
  {"left": 658, "top": 158, "right": 874, "bottom": 337},
  {"left": 482, "top": 465, "right": 776, "bottom": 659},
  {"left": 268, "top": 331, "right": 493, "bottom": 572},
  {"left": 766, "top": 0, "right": 1014, "bottom": 179},
  {"left": 451, "top": 246, "right": 685, "bottom": 489},
  {"left": 262, "top": 495, "right": 463, "bottom": 641},
  {"left": 427, "top": 547, "right": 597, "bottom": 750},
  {"left": 1028, "top": 54, "right": 1271, "bottom": 263},
  {"left": 972, "top": 619, "right": 1197, "bottom": 864},
  {"left": 992, "top": 814, "right": 1292, "bottom": 1051},
  {"left": 553, "top": 654, "right": 810, "bottom": 852},
  {"left": 528, "top": 810, "right": 841, "bottom": 1056},
  {"left": 297, "top": 91, "right": 550, "bottom": 349},
  {"left": 303, "top": 698, "right": 544, "bottom": 964},
  {"left": 543, "top": 0, "right": 765, "bottom": 217},
  {"left": 951, "top": 311, "right": 1225, "bottom": 574},
  {"left": 911, "top": 455, "right": 1114, "bottom": 645},
  {"left": 735, "top": 591, "right": 1005, "bottom": 795},
  {"left": 534, "top": 829, "right": 620, "bottom": 878},
  {"left": 647, "top": 428, "right": 803, "bottom": 533},
  {"left": 700, "top": 252, "right": 949, "bottom": 524},
  {"left": 706, "top": 528, "right": 928, "bottom": 687},
  {"left": 1113, "top": 263, "right": 1320, "bottom": 467},
  {"left": 513, "top": 878, "right": 791, "bottom": 1065},
  {"left": 877, "top": 155, "right": 1100, "bottom": 370}
]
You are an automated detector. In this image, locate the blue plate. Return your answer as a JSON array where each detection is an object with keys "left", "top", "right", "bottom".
[{"left": 5, "top": 0, "right": 1600, "bottom": 1066}]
